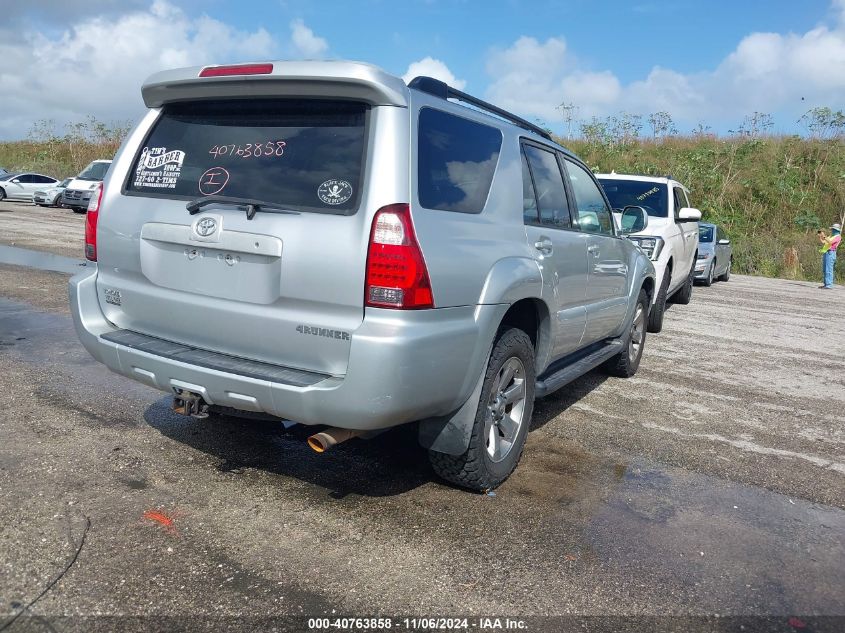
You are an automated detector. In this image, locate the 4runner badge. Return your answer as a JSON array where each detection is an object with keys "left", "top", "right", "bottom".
[{"left": 296, "top": 325, "right": 351, "bottom": 340}]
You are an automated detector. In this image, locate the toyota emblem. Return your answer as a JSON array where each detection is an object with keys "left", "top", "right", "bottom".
[{"left": 196, "top": 217, "right": 218, "bottom": 237}]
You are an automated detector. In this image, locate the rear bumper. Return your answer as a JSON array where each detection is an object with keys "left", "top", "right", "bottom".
[{"left": 70, "top": 268, "right": 503, "bottom": 430}]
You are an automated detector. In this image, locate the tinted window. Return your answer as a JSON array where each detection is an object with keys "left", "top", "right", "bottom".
[
  {"left": 523, "top": 145, "right": 571, "bottom": 228},
  {"left": 673, "top": 187, "right": 689, "bottom": 219},
  {"left": 699, "top": 225, "right": 714, "bottom": 242},
  {"left": 598, "top": 179, "right": 668, "bottom": 218},
  {"left": 567, "top": 161, "right": 613, "bottom": 235},
  {"left": 521, "top": 151, "right": 539, "bottom": 225},
  {"left": 78, "top": 161, "right": 111, "bottom": 181},
  {"left": 418, "top": 108, "right": 502, "bottom": 214},
  {"left": 17, "top": 175, "right": 35, "bottom": 183},
  {"left": 34, "top": 175, "right": 56, "bottom": 184},
  {"left": 126, "top": 99, "right": 367, "bottom": 214}
]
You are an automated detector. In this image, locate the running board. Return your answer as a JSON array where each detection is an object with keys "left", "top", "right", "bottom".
[{"left": 534, "top": 339, "right": 624, "bottom": 398}]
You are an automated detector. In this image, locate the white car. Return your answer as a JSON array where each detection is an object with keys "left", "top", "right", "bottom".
[
  {"left": 598, "top": 174, "right": 701, "bottom": 333},
  {"left": 33, "top": 177, "right": 73, "bottom": 207},
  {"left": 62, "top": 159, "right": 112, "bottom": 213},
  {"left": 0, "top": 172, "right": 60, "bottom": 202}
]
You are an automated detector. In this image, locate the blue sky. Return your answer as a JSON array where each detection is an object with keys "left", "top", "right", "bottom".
[{"left": 1, "top": 0, "right": 844, "bottom": 138}]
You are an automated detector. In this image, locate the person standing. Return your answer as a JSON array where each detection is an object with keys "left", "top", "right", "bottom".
[{"left": 818, "top": 223, "right": 841, "bottom": 289}]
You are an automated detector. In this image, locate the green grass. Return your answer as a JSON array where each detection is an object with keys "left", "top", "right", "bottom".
[{"left": 1, "top": 119, "right": 842, "bottom": 284}]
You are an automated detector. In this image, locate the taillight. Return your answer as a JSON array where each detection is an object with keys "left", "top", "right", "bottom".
[
  {"left": 85, "top": 183, "right": 102, "bottom": 261},
  {"left": 365, "top": 204, "right": 434, "bottom": 309},
  {"left": 198, "top": 63, "right": 273, "bottom": 77}
]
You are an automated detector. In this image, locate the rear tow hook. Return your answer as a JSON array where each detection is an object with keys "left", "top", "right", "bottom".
[{"left": 172, "top": 390, "right": 210, "bottom": 419}]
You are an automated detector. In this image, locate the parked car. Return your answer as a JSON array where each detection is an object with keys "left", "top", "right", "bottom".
[
  {"left": 34, "top": 177, "right": 73, "bottom": 207},
  {"left": 695, "top": 222, "right": 732, "bottom": 285},
  {"left": 598, "top": 174, "right": 701, "bottom": 333},
  {"left": 0, "top": 172, "right": 60, "bottom": 201},
  {"left": 70, "top": 61, "right": 656, "bottom": 491},
  {"left": 62, "top": 160, "right": 112, "bottom": 212}
]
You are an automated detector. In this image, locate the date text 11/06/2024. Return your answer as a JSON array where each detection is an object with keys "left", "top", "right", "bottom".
[{"left": 307, "top": 617, "right": 528, "bottom": 630}]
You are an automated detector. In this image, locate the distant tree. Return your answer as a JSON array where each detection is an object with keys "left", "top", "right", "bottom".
[
  {"left": 731, "top": 112, "right": 774, "bottom": 138},
  {"left": 579, "top": 117, "right": 610, "bottom": 147},
  {"left": 556, "top": 102, "right": 580, "bottom": 139},
  {"left": 648, "top": 111, "right": 678, "bottom": 139},
  {"left": 798, "top": 107, "right": 845, "bottom": 139}
]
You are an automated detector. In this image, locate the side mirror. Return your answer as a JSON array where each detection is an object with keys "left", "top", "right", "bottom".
[
  {"left": 677, "top": 207, "right": 702, "bottom": 222},
  {"left": 619, "top": 205, "right": 649, "bottom": 234},
  {"left": 11, "top": 178, "right": 20, "bottom": 184},
  {"left": 718, "top": 238, "right": 730, "bottom": 245}
]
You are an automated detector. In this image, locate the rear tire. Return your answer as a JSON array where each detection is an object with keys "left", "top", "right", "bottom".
[
  {"left": 72, "top": 207, "right": 86, "bottom": 214},
  {"left": 672, "top": 261, "right": 695, "bottom": 305},
  {"left": 647, "top": 270, "right": 669, "bottom": 333},
  {"left": 719, "top": 260, "right": 731, "bottom": 282},
  {"left": 0, "top": 188, "right": 6, "bottom": 201},
  {"left": 428, "top": 327, "right": 535, "bottom": 492},
  {"left": 603, "top": 289, "right": 648, "bottom": 378}
]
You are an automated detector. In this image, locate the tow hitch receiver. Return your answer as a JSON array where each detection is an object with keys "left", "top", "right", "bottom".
[{"left": 172, "top": 390, "right": 209, "bottom": 419}]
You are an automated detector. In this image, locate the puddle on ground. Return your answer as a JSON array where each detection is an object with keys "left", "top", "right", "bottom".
[
  {"left": 0, "top": 244, "right": 87, "bottom": 274},
  {"left": 499, "top": 442, "right": 845, "bottom": 614},
  {"left": 0, "top": 297, "right": 157, "bottom": 407}
]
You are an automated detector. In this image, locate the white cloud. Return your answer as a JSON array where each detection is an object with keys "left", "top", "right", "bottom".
[
  {"left": 402, "top": 57, "right": 466, "bottom": 90},
  {"left": 484, "top": 36, "right": 620, "bottom": 121},
  {"left": 484, "top": 1, "right": 845, "bottom": 131},
  {"left": 0, "top": 1, "right": 279, "bottom": 140},
  {"left": 290, "top": 18, "right": 328, "bottom": 58}
]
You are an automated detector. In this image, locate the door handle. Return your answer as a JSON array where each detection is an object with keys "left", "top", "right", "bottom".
[{"left": 534, "top": 238, "right": 553, "bottom": 255}]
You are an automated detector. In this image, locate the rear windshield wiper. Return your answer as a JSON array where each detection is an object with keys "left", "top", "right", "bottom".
[{"left": 186, "top": 195, "right": 300, "bottom": 220}]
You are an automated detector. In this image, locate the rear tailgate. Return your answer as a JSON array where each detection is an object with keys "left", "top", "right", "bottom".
[{"left": 96, "top": 66, "right": 409, "bottom": 377}]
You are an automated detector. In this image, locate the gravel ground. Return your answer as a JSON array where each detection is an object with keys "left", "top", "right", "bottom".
[
  {"left": 0, "top": 200, "right": 85, "bottom": 258},
  {"left": 0, "top": 206, "right": 843, "bottom": 631}
]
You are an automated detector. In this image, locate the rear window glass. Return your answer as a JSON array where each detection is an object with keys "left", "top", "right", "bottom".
[
  {"left": 126, "top": 99, "right": 368, "bottom": 214},
  {"left": 699, "top": 225, "right": 714, "bottom": 242},
  {"left": 417, "top": 108, "right": 502, "bottom": 214},
  {"left": 598, "top": 179, "right": 668, "bottom": 218}
]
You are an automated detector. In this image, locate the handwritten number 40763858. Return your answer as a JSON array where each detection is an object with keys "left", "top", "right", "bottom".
[{"left": 209, "top": 141, "right": 286, "bottom": 159}]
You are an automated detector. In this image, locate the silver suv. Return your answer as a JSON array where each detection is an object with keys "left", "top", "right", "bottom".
[{"left": 70, "top": 61, "right": 655, "bottom": 490}]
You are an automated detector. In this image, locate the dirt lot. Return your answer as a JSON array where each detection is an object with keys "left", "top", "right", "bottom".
[
  {"left": 1, "top": 205, "right": 843, "bottom": 630},
  {"left": 0, "top": 200, "right": 85, "bottom": 258}
]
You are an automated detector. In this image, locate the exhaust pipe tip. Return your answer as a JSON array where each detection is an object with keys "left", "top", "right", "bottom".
[
  {"left": 307, "top": 428, "right": 361, "bottom": 453},
  {"left": 307, "top": 433, "right": 332, "bottom": 453}
]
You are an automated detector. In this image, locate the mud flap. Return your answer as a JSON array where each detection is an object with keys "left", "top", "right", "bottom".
[{"left": 417, "top": 361, "right": 486, "bottom": 456}]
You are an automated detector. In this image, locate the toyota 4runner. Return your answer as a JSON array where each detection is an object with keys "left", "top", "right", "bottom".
[
  {"left": 70, "top": 61, "right": 655, "bottom": 490},
  {"left": 598, "top": 174, "right": 701, "bottom": 333}
]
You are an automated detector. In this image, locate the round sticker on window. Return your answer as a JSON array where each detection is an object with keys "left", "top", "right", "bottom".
[{"left": 317, "top": 179, "right": 353, "bottom": 205}]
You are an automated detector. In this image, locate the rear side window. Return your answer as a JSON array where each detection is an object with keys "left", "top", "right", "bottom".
[
  {"left": 126, "top": 99, "right": 367, "bottom": 214},
  {"left": 417, "top": 108, "right": 502, "bottom": 214}
]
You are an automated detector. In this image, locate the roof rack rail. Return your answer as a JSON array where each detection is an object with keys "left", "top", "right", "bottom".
[{"left": 408, "top": 76, "right": 553, "bottom": 140}]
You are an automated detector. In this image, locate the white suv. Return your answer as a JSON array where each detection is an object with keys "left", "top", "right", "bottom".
[{"left": 598, "top": 174, "right": 700, "bottom": 333}]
